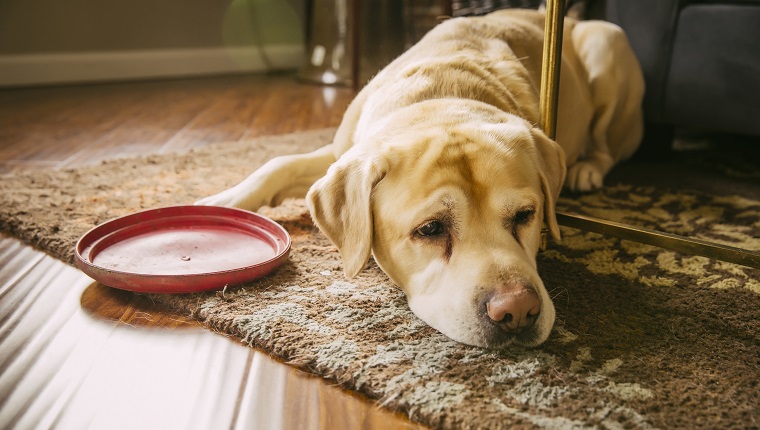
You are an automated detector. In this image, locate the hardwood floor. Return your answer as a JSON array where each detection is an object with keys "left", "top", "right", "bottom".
[{"left": 0, "top": 74, "right": 424, "bottom": 429}]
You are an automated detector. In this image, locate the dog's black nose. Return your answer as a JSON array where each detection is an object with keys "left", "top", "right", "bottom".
[{"left": 486, "top": 283, "right": 540, "bottom": 333}]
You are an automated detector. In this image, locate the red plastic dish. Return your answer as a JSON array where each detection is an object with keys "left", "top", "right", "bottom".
[{"left": 75, "top": 206, "right": 291, "bottom": 293}]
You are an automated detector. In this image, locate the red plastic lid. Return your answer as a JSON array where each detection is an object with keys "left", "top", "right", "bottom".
[{"left": 74, "top": 206, "right": 291, "bottom": 293}]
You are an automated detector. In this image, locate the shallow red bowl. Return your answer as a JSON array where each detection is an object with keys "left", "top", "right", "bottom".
[{"left": 75, "top": 206, "right": 291, "bottom": 293}]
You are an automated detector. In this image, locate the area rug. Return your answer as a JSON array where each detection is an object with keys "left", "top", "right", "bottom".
[{"left": 1, "top": 129, "right": 758, "bottom": 429}]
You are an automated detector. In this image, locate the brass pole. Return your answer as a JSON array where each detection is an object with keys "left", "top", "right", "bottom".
[
  {"left": 538, "top": 0, "right": 566, "bottom": 139},
  {"left": 557, "top": 213, "right": 760, "bottom": 269}
]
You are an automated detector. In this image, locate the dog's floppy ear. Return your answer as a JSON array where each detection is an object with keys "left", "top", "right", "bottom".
[
  {"left": 306, "top": 149, "right": 387, "bottom": 278},
  {"left": 530, "top": 127, "right": 566, "bottom": 241}
]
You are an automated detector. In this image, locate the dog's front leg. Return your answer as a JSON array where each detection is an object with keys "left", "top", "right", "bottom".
[
  {"left": 196, "top": 144, "right": 337, "bottom": 211},
  {"left": 566, "top": 20, "right": 644, "bottom": 193}
]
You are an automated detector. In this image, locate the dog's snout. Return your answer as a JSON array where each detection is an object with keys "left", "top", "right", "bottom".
[{"left": 486, "top": 283, "right": 540, "bottom": 333}]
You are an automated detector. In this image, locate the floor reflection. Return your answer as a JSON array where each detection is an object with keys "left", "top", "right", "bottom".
[{"left": 80, "top": 282, "right": 200, "bottom": 329}]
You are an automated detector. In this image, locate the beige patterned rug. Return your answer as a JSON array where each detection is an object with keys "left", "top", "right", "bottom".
[{"left": 1, "top": 129, "right": 758, "bottom": 429}]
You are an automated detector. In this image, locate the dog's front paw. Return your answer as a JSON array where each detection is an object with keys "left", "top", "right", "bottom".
[
  {"left": 566, "top": 161, "right": 603, "bottom": 192},
  {"left": 194, "top": 187, "right": 267, "bottom": 210},
  {"left": 194, "top": 190, "right": 235, "bottom": 207},
  {"left": 194, "top": 188, "right": 243, "bottom": 208}
]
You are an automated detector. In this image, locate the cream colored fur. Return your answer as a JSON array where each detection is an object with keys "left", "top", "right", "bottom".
[{"left": 197, "top": 9, "right": 644, "bottom": 348}]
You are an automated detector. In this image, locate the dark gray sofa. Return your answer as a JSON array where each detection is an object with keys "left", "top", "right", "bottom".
[{"left": 603, "top": 0, "right": 760, "bottom": 153}]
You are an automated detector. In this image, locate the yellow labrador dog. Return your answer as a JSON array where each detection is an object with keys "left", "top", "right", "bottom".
[{"left": 197, "top": 9, "right": 644, "bottom": 348}]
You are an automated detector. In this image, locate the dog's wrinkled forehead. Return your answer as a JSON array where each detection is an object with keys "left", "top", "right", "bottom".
[
  {"left": 370, "top": 127, "right": 544, "bottom": 239},
  {"left": 379, "top": 126, "right": 539, "bottom": 195}
]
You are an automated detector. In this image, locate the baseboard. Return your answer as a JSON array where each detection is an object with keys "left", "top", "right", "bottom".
[{"left": 0, "top": 44, "right": 304, "bottom": 87}]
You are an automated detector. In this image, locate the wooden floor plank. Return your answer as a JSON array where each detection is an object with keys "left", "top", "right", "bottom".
[
  {"left": 60, "top": 93, "right": 213, "bottom": 167},
  {"left": 241, "top": 80, "right": 352, "bottom": 140},
  {"left": 159, "top": 82, "right": 274, "bottom": 153},
  {"left": 0, "top": 84, "right": 160, "bottom": 163}
]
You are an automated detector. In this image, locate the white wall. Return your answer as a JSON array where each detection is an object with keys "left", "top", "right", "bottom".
[{"left": 0, "top": 0, "right": 306, "bottom": 87}]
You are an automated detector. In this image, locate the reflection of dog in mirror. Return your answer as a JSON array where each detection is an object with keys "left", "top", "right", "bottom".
[{"left": 197, "top": 9, "right": 644, "bottom": 348}]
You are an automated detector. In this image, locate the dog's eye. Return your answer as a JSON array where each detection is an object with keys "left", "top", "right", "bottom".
[
  {"left": 514, "top": 208, "right": 535, "bottom": 226},
  {"left": 511, "top": 208, "right": 535, "bottom": 241},
  {"left": 415, "top": 220, "right": 445, "bottom": 237}
]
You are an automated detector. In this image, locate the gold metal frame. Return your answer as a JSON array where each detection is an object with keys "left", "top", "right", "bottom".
[
  {"left": 538, "top": 0, "right": 759, "bottom": 269},
  {"left": 539, "top": 0, "right": 566, "bottom": 138}
]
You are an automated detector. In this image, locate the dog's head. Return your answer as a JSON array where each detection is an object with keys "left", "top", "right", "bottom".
[{"left": 306, "top": 103, "right": 566, "bottom": 348}]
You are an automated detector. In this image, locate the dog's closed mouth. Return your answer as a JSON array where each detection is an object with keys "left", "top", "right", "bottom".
[
  {"left": 478, "top": 322, "right": 545, "bottom": 349},
  {"left": 485, "top": 323, "right": 547, "bottom": 348}
]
